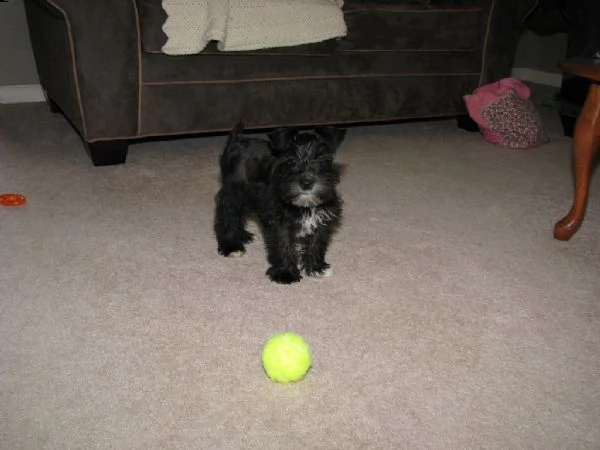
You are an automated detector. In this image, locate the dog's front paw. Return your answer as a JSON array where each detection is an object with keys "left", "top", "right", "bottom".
[
  {"left": 304, "top": 262, "right": 333, "bottom": 278},
  {"left": 266, "top": 266, "right": 302, "bottom": 284},
  {"left": 217, "top": 243, "right": 246, "bottom": 257}
]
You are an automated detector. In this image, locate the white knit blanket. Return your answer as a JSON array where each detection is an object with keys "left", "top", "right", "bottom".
[{"left": 161, "top": 0, "right": 346, "bottom": 55}]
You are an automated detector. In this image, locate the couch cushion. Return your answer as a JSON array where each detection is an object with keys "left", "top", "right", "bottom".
[
  {"left": 137, "top": 0, "right": 437, "bottom": 54},
  {"left": 341, "top": 1, "right": 482, "bottom": 52},
  {"left": 140, "top": 74, "right": 479, "bottom": 134},
  {"left": 142, "top": 48, "right": 480, "bottom": 83}
]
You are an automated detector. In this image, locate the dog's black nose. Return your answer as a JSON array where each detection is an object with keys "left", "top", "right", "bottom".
[{"left": 299, "top": 179, "right": 314, "bottom": 190}]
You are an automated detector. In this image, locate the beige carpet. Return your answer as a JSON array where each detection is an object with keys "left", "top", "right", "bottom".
[{"left": 1, "top": 103, "right": 599, "bottom": 449}]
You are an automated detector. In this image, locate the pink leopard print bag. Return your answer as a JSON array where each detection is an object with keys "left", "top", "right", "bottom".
[{"left": 464, "top": 77, "right": 549, "bottom": 149}]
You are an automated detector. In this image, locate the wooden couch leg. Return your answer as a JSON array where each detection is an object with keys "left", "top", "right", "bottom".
[{"left": 85, "top": 140, "right": 129, "bottom": 166}]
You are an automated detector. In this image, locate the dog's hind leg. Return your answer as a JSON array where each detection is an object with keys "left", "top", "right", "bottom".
[{"left": 214, "top": 185, "right": 254, "bottom": 257}]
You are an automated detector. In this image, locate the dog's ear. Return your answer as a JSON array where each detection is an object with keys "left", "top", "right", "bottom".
[
  {"left": 314, "top": 127, "right": 346, "bottom": 152},
  {"left": 226, "top": 121, "right": 245, "bottom": 148},
  {"left": 267, "top": 128, "right": 298, "bottom": 154}
]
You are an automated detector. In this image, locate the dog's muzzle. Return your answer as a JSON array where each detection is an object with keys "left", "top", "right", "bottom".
[{"left": 292, "top": 184, "right": 322, "bottom": 207}]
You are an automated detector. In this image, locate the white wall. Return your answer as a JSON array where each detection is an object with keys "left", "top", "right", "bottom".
[
  {"left": 0, "top": 0, "right": 39, "bottom": 86},
  {"left": 512, "top": 31, "right": 568, "bottom": 88}
]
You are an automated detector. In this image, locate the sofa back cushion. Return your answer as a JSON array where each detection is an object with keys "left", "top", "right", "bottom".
[{"left": 136, "top": 0, "right": 439, "bottom": 53}]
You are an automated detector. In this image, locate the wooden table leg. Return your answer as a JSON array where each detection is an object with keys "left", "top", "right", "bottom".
[{"left": 554, "top": 84, "right": 600, "bottom": 240}]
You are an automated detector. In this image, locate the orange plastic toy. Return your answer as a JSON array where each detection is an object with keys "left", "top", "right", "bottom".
[{"left": 0, "top": 193, "right": 27, "bottom": 206}]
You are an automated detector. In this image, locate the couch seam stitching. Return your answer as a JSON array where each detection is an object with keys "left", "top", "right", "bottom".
[
  {"left": 44, "top": 0, "right": 88, "bottom": 140},
  {"left": 142, "top": 72, "right": 480, "bottom": 86},
  {"left": 479, "top": 0, "right": 495, "bottom": 86},
  {"left": 132, "top": 0, "right": 143, "bottom": 136},
  {"left": 85, "top": 112, "right": 464, "bottom": 142}
]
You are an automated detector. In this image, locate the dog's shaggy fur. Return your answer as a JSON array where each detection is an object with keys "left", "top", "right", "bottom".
[{"left": 215, "top": 123, "right": 345, "bottom": 284}]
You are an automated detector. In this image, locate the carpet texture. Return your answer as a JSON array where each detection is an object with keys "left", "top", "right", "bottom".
[{"left": 1, "top": 103, "right": 599, "bottom": 449}]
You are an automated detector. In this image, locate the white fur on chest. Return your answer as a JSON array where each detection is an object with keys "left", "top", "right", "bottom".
[{"left": 297, "top": 207, "right": 335, "bottom": 238}]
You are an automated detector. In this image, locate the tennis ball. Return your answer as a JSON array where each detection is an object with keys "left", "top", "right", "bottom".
[{"left": 261, "top": 332, "right": 312, "bottom": 384}]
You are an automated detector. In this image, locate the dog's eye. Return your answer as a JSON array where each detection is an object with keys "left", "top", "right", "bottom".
[
  {"left": 315, "top": 155, "right": 333, "bottom": 167},
  {"left": 281, "top": 157, "right": 301, "bottom": 170}
]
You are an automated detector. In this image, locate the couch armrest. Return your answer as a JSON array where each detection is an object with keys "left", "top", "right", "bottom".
[
  {"left": 479, "top": 0, "right": 540, "bottom": 85},
  {"left": 24, "top": 0, "right": 141, "bottom": 141}
]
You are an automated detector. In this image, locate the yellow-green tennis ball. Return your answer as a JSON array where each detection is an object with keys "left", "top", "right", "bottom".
[{"left": 261, "top": 332, "right": 312, "bottom": 384}]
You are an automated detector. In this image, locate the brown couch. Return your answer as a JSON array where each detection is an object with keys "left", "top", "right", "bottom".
[{"left": 24, "top": 0, "right": 538, "bottom": 165}]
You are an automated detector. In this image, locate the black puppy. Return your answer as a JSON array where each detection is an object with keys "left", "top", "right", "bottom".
[{"left": 215, "top": 122, "right": 345, "bottom": 284}]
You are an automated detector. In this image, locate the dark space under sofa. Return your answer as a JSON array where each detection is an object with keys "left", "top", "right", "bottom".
[{"left": 24, "top": 0, "right": 538, "bottom": 166}]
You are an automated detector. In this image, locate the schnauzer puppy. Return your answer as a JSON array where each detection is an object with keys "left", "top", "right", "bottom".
[{"left": 215, "top": 122, "right": 345, "bottom": 284}]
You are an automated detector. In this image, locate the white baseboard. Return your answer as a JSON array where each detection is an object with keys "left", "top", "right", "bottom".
[
  {"left": 511, "top": 68, "right": 562, "bottom": 88},
  {"left": 0, "top": 84, "right": 46, "bottom": 104}
]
